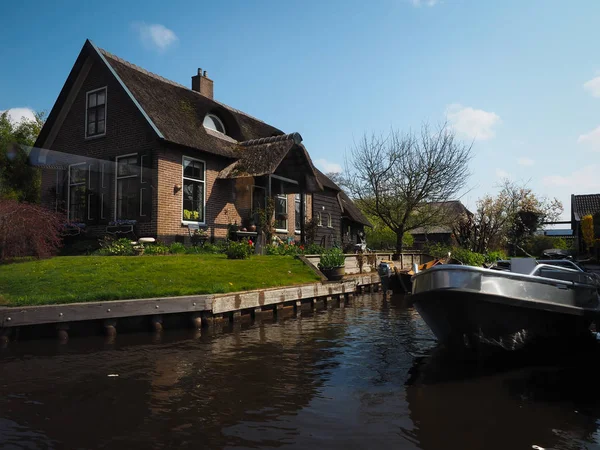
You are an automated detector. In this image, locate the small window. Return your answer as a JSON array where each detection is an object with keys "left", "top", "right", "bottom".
[
  {"left": 182, "top": 156, "right": 206, "bottom": 223},
  {"left": 203, "top": 114, "right": 226, "bottom": 134},
  {"left": 327, "top": 213, "right": 332, "bottom": 228},
  {"left": 275, "top": 193, "right": 287, "bottom": 231},
  {"left": 317, "top": 212, "right": 322, "bottom": 227},
  {"left": 86, "top": 87, "right": 107, "bottom": 137}
]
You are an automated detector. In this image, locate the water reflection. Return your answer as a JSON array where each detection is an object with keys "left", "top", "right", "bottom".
[{"left": 1, "top": 294, "right": 600, "bottom": 449}]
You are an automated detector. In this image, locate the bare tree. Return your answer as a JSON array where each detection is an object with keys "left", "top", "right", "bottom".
[
  {"left": 345, "top": 123, "right": 472, "bottom": 252},
  {"left": 324, "top": 171, "right": 346, "bottom": 188}
]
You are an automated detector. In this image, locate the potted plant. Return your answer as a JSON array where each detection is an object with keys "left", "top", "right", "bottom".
[{"left": 318, "top": 247, "right": 346, "bottom": 281}]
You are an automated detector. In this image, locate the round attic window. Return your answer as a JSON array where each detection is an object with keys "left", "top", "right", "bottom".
[{"left": 203, "top": 114, "right": 226, "bottom": 134}]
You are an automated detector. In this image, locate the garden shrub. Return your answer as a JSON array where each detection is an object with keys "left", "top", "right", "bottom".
[
  {"left": 450, "top": 247, "right": 486, "bottom": 267},
  {"left": 484, "top": 250, "right": 507, "bottom": 264},
  {"left": 169, "top": 242, "right": 186, "bottom": 254},
  {"left": 225, "top": 239, "right": 253, "bottom": 259},
  {"left": 0, "top": 199, "right": 64, "bottom": 261},
  {"left": 318, "top": 247, "right": 346, "bottom": 269},
  {"left": 98, "top": 237, "right": 135, "bottom": 256},
  {"left": 144, "top": 243, "right": 170, "bottom": 255}
]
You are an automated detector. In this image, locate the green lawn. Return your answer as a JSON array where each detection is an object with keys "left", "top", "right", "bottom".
[{"left": 0, "top": 255, "right": 321, "bottom": 306}]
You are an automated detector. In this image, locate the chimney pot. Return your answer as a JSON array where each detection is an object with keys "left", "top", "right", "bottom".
[{"left": 191, "top": 68, "right": 214, "bottom": 99}]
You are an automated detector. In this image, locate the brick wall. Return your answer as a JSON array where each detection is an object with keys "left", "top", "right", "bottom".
[
  {"left": 156, "top": 144, "right": 243, "bottom": 243},
  {"left": 40, "top": 55, "right": 159, "bottom": 237}
]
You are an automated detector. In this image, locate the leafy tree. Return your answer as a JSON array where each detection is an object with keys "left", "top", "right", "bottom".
[
  {"left": 453, "top": 180, "right": 563, "bottom": 254},
  {"left": 0, "top": 110, "right": 45, "bottom": 203},
  {"left": 345, "top": 123, "right": 472, "bottom": 252},
  {"left": 582, "top": 214, "right": 595, "bottom": 252}
]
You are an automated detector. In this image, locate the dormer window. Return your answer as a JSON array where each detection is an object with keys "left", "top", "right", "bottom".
[
  {"left": 86, "top": 87, "right": 107, "bottom": 138},
  {"left": 203, "top": 113, "right": 225, "bottom": 134}
]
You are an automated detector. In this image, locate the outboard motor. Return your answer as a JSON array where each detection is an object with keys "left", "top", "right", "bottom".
[{"left": 378, "top": 261, "right": 393, "bottom": 298}]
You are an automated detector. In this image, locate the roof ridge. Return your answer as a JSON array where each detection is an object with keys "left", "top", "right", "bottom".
[
  {"left": 239, "top": 132, "right": 302, "bottom": 147},
  {"left": 99, "top": 47, "right": 270, "bottom": 126}
]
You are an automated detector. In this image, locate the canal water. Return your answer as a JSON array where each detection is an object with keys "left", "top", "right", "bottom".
[{"left": 2, "top": 294, "right": 600, "bottom": 450}]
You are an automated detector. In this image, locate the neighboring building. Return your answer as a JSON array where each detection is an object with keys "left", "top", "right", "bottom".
[
  {"left": 31, "top": 39, "right": 366, "bottom": 244},
  {"left": 408, "top": 200, "right": 472, "bottom": 250},
  {"left": 312, "top": 170, "right": 371, "bottom": 249},
  {"left": 571, "top": 193, "right": 600, "bottom": 252}
]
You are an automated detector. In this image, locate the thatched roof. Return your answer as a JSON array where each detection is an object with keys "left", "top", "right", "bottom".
[
  {"left": 100, "top": 49, "right": 283, "bottom": 157},
  {"left": 338, "top": 191, "right": 372, "bottom": 227},
  {"left": 35, "top": 40, "right": 284, "bottom": 158}
]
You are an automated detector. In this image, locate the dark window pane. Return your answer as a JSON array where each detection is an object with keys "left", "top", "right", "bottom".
[
  {"left": 117, "top": 177, "right": 138, "bottom": 219},
  {"left": 97, "top": 90, "right": 106, "bottom": 105},
  {"left": 69, "top": 185, "right": 86, "bottom": 222},
  {"left": 88, "top": 109, "right": 96, "bottom": 123},
  {"left": 97, "top": 120, "right": 105, "bottom": 134},
  {"left": 295, "top": 198, "right": 301, "bottom": 230},
  {"left": 88, "top": 122, "right": 96, "bottom": 136},
  {"left": 118, "top": 156, "right": 139, "bottom": 177},
  {"left": 70, "top": 165, "right": 86, "bottom": 184},
  {"left": 183, "top": 158, "right": 204, "bottom": 180},
  {"left": 88, "top": 93, "right": 96, "bottom": 108},
  {"left": 97, "top": 105, "right": 105, "bottom": 121},
  {"left": 182, "top": 179, "right": 204, "bottom": 222}
]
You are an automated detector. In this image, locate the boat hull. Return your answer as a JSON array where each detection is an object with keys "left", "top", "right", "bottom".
[{"left": 411, "top": 265, "right": 600, "bottom": 350}]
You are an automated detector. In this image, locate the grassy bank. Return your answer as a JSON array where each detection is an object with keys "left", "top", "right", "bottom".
[{"left": 0, "top": 255, "right": 321, "bottom": 306}]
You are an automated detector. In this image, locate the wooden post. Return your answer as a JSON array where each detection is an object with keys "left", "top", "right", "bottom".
[
  {"left": 57, "top": 323, "right": 69, "bottom": 342},
  {"left": 300, "top": 192, "right": 306, "bottom": 244},
  {"left": 201, "top": 311, "right": 214, "bottom": 327},
  {"left": 104, "top": 319, "right": 117, "bottom": 337},
  {"left": 151, "top": 315, "right": 163, "bottom": 332},
  {"left": 191, "top": 313, "right": 203, "bottom": 330},
  {"left": 232, "top": 311, "right": 242, "bottom": 322}
]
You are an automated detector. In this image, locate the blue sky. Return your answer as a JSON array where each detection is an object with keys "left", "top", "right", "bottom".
[{"left": 2, "top": 0, "right": 600, "bottom": 219}]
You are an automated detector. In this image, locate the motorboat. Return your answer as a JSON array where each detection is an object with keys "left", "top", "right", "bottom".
[{"left": 411, "top": 258, "right": 600, "bottom": 350}]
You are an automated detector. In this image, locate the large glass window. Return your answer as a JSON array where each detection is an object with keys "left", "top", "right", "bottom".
[
  {"left": 275, "top": 193, "right": 287, "bottom": 231},
  {"left": 116, "top": 155, "right": 138, "bottom": 220},
  {"left": 182, "top": 156, "right": 205, "bottom": 223},
  {"left": 86, "top": 87, "right": 106, "bottom": 137},
  {"left": 295, "top": 193, "right": 307, "bottom": 233},
  {"left": 68, "top": 163, "right": 87, "bottom": 222}
]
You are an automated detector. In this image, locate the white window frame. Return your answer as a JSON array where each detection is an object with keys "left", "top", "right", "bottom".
[
  {"left": 275, "top": 193, "right": 288, "bottom": 233},
  {"left": 327, "top": 213, "right": 333, "bottom": 228},
  {"left": 67, "top": 162, "right": 87, "bottom": 222},
  {"left": 85, "top": 87, "right": 107, "bottom": 139},
  {"left": 100, "top": 193, "right": 105, "bottom": 220},
  {"left": 203, "top": 113, "right": 226, "bottom": 134},
  {"left": 317, "top": 212, "right": 322, "bottom": 227},
  {"left": 101, "top": 162, "right": 106, "bottom": 188},
  {"left": 114, "top": 153, "right": 138, "bottom": 221},
  {"left": 181, "top": 155, "right": 206, "bottom": 226}
]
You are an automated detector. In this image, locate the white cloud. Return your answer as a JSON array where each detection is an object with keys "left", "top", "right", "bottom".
[
  {"left": 133, "top": 22, "right": 178, "bottom": 52},
  {"left": 410, "top": 0, "right": 439, "bottom": 6},
  {"left": 315, "top": 159, "right": 342, "bottom": 174},
  {"left": 495, "top": 168, "right": 510, "bottom": 179},
  {"left": 542, "top": 165, "right": 600, "bottom": 191},
  {"left": 517, "top": 157, "right": 534, "bottom": 166},
  {"left": 446, "top": 103, "right": 501, "bottom": 141},
  {"left": 0, "top": 107, "right": 36, "bottom": 124},
  {"left": 577, "top": 125, "right": 600, "bottom": 150},
  {"left": 583, "top": 76, "right": 600, "bottom": 98}
]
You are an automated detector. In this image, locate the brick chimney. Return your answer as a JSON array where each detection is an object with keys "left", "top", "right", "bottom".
[{"left": 191, "top": 68, "right": 213, "bottom": 99}]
